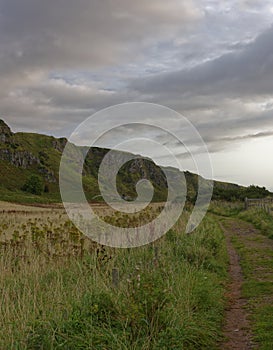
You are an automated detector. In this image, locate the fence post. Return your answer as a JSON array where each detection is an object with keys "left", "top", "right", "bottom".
[
  {"left": 112, "top": 268, "right": 119, "bottom": 288},
  {"left": 154, "top": 245, "right": 159, "bottom": 267},
  {"left": 244, "top": 197, "right": 248, "bottom": 210}
]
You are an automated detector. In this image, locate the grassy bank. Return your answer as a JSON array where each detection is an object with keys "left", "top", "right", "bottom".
[
  {"left": 0, "top": 209, "right": 228, "bottom": 349},
  {"left": 209, "top": 201, "right": 273, "bottom": 239},
  {"left": 237, "top": 208, "right": 273, "bottom": 239}
]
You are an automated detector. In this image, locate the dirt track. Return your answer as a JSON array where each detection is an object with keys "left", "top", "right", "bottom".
[{"left": 220, "top": 220, "right": 255, "bottom": 349}]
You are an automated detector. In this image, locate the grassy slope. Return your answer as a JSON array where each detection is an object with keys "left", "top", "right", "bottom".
[
  {"left": 0, "top": 130, "right": 171, "bottom": 203},
  {"left": 0, "top": 120, "right": 262, "bottom": 204},
  {"left": 0, "top": 130, "right": 62, "bottom": 202}
]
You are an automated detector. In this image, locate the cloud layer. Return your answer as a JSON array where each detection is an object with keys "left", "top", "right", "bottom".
[{"left": 0, "top": 0, "right": 273, "bottom": 188}]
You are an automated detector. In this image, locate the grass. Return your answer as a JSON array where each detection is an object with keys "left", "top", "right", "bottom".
[
  {"left": 237, "top": 209, "right": 273, "bottom": 239},
  {"left": 210, "top": 201, "right": 273, "bottom": 239},
  {"left": 208, "top": 201, "right": 244, "bottom": 217},
  {"left": 0, "top": 203, "right": 228, "bottom": 349}
]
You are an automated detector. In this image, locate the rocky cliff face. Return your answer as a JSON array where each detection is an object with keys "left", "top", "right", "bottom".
[
  {"left": 128, "top": 157, "right": 168, "bottom": 188},
  {"left": 0, "top": 119, "right": 13, "bottom": 143},
  {"left": 0, "top": 148, "right": 40, "bottom": 168},
  {"left": 0, "top": 119, "right": 41, "bottom": 168},
  {"left": 52, "top": 137, "right": 67, "bottom": 152},
  {"left": 38, "top": 166, "right": 57, "bottom": 183}
]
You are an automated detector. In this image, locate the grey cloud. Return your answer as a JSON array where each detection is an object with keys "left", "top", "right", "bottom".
[
  {"left": 124, "top": 24, "right": 273, "bottom": 155},
  {"left": 0, "top": 0, "right": 203, "bottom": 135},
  {"left": 131, "top": 24, "right": 273, "bottom": 98},
  {"left": 0, "top": 0, "right": 273, "bottom": 179},
  {"left": 0, "top": 0, "right": 201, "bottom": 81},
  {"left": 221, "top": 130, "right": 273, "bottom": 141}
]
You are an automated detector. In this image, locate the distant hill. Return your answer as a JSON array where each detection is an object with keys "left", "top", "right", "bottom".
[{"left": 0, "top": 119, "right": 271, "bottom": 204}]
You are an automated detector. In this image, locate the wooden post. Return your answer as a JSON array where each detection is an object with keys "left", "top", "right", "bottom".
[
  {"left": 152, "top": 245, "right": 159, "bottom": 267},
  {"left": 244, "top": 197, "right": 248, "bottom": 210},
  {"left": 112, "top": 268, "right": 119, "bottom": 288},
  {"left": 154, "top": 246, "right": 158, "bottom": 259}
]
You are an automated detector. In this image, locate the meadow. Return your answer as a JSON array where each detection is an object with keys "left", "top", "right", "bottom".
[{"left": 0, "top": 201, "right": 228, "bottom": 349}]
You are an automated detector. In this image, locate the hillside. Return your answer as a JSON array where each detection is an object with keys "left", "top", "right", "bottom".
[{"left": 0, "top": 119, "right": 271, "bottom": 203}]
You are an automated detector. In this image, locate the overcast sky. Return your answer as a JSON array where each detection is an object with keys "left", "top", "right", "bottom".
[{"left": 1, "top": 0, "right": 273, "bottom": 190}]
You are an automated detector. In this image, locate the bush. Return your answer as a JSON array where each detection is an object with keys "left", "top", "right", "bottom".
[{"left": 22, "top": 175, "right": 43, "bottom": 195}]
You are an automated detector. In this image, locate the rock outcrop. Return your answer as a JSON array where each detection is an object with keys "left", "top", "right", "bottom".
[
  {"left": 0, "top": 149, "right": 40, "bottom": 168},
  {"left": 0, "top": 119, "right": 13, "bottom": 143}
]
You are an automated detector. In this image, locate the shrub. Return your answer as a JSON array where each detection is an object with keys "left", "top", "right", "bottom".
[{"left": 22, "top": 175, "right": 43, "bottom": 195}]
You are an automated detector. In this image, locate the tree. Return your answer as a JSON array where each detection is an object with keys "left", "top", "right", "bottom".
[{"left": 22, "top": 175, "right": 43, "bottom": 195}]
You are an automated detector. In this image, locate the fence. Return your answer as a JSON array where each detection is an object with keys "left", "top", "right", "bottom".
[{"left": 245, "top": 197, "right": 273, "bottom": 214}]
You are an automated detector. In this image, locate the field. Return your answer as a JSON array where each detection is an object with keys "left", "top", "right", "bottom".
[
  {"left": 0, "top": 201, "right": 229, "bottom": 349},
  {"left": 1, "top": 200, "right": 273, "bottom": 349}
]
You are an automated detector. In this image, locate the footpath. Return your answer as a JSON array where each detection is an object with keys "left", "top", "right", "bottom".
[{"left": 220, "top": 218, "right": 273, "bottom": 350}]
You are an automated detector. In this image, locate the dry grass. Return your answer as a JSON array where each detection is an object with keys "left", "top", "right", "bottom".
[{"left": 0, "top": 201, "right": 228, "bottom": 349}]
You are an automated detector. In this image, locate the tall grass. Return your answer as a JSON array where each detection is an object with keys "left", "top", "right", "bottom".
[
  {"left": 237, "top": 208, "right": 273, "bottom": 239},
  {"left": 208, "top": 201, "right": 244, "bottom": 217},
  {"left": 209, "top": 201, "right": 273, "bottom": 239},
  {"left": 0, "top": 207, "right": 228, "bottom": 349}
]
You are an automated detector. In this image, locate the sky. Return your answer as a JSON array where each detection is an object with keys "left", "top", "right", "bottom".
[{"left": 0, "top": 0, "right": 273, "bottom": 190}]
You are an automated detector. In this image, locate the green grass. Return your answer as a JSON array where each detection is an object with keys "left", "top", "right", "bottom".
[
  {"left": 254, "top": 305, "right": 273, "bottom": 349},
  {"left": 0, "top": 212, "right": 228, "bottom": 349},
  {"left": 210, "top": 201, "right": 273, "bottom": 239},
  {"left": 208, "top": 201, "right": 244, "bottom": 217},
  {"left": 237, "top": 209, "right": 273, "bottom": 239},
  {"left": 0, "top": 186, "right": 61, "bottom": 204}
]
